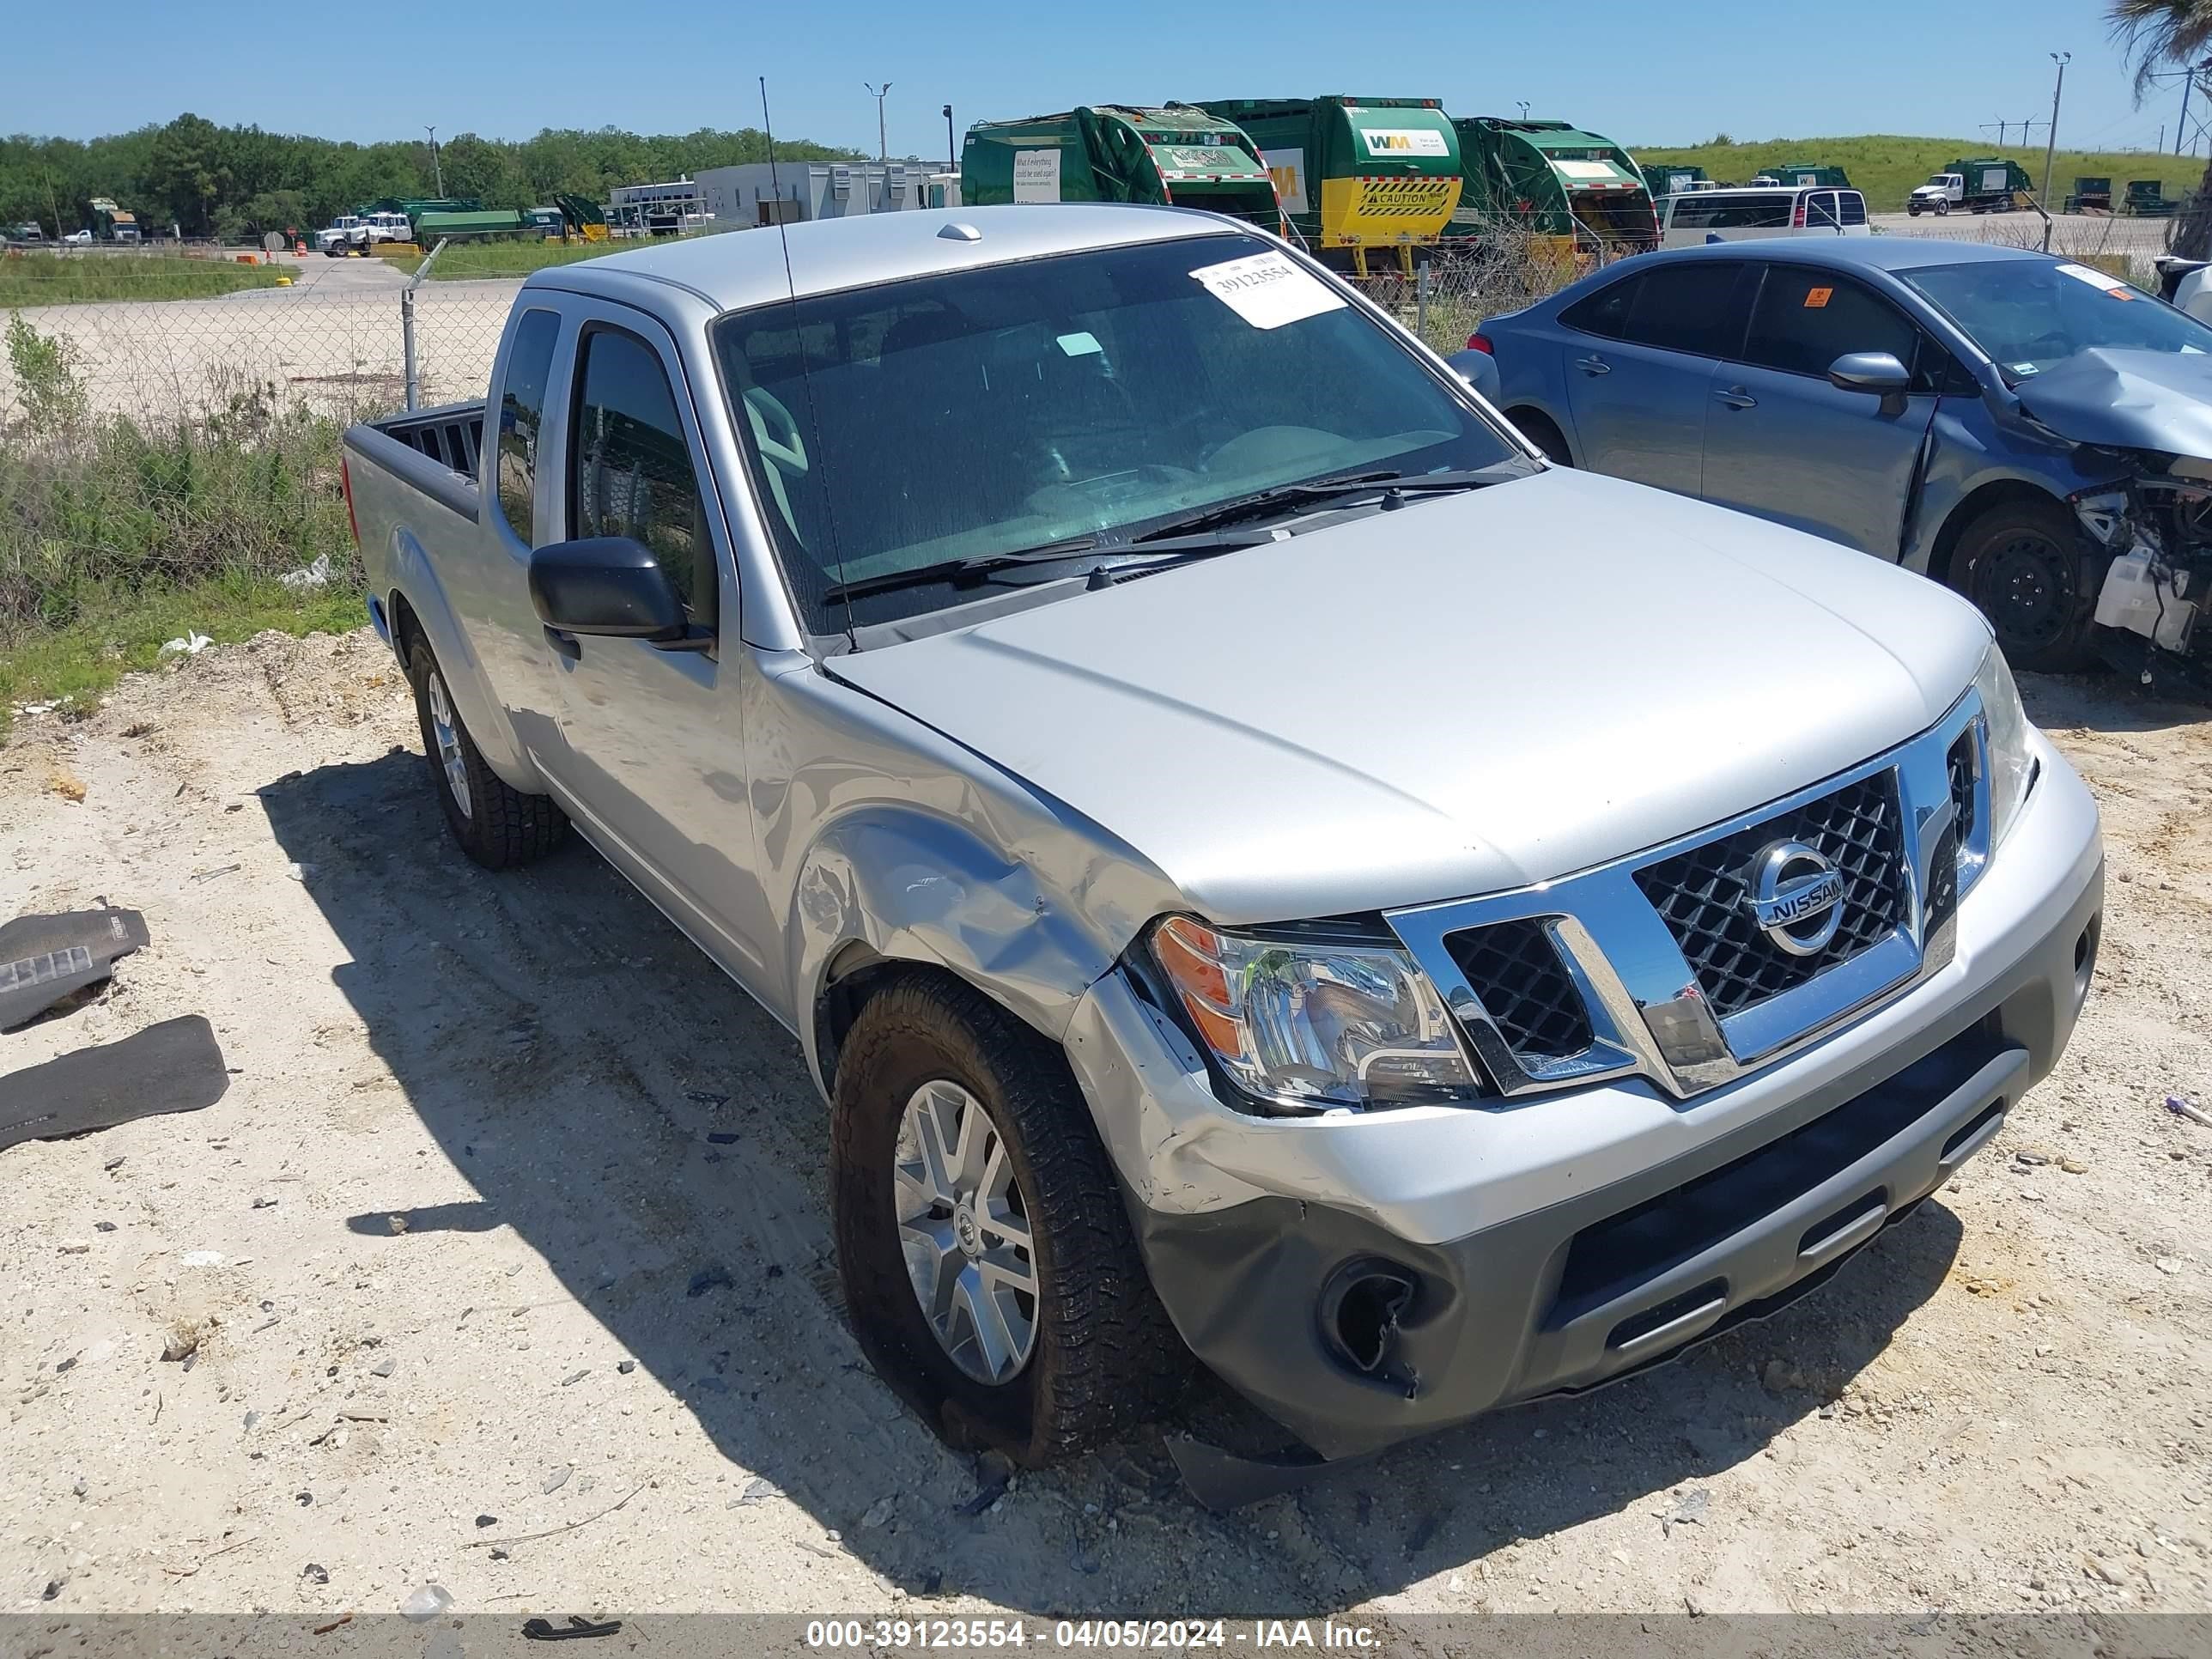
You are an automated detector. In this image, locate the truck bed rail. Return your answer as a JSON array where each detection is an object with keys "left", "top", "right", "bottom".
[{"left": 374, "top": 400, "right": 484, "bottom": 478}]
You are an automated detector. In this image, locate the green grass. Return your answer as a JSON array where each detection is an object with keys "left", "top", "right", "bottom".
[
  {"left": 1629, "top": 135, "right": 2210, "bottom": 215},
  {"left": 422, "top": 240, "right": 623, "bottom": 281},
  {"left": 1, "top": 312, "right": 370, "bottom": 739},
  {"left": 0, "top": 251, "right": 288, "bottom": 305},
  {"left": 0, "top": 575, "right": 363, "bottom": 738}
]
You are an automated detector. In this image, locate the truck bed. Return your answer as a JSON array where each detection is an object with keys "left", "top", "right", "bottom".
[{"left": 370, "top": 400, "right": 485, "bottom": 478}]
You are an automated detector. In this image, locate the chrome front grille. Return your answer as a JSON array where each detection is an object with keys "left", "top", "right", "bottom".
[
  {"left": 1632, "top": 773, "right": 1905, "bottom": 1021},
  {"left": 1389, "top": 690, "right": 1996, "bottom": 1103},
  {"left": 1443, "top": 919, "right": 1594, "bottom": 1061}
]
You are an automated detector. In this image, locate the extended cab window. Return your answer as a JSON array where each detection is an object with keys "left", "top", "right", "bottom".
[
  {"left": 712, "top": 232, "right": 1515, "bottom": 635},
  {"left": 1740, "top": 267, "right": 1921, "bottom": 380},
  {"left": 570, "top": 327, "right": 714, "bottom": 628},
  {"left": 495, "top": 308, "right": 561, "bottom": 543}
]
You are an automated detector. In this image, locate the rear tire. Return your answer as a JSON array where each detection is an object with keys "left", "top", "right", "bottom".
[
  {"left": 1510, "top": 409, "right": 1573, "bottom": 466},
  {"left": 405, "top": 639, "right": 568, "bottom": 869},
  {"left": 1948, "top": 500, "right": 2099, "bottom": 672},
  {"left": 831, "top": 974, "right": 1188, "bottom": 1467}
]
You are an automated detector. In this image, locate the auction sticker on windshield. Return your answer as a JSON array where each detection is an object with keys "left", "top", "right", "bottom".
[
  {"left": 1188, "top": 251, "right": 1346, "bottom": 330},
  {"left": 2055, "top": 262, "right": 2134, "bottom": 298}
]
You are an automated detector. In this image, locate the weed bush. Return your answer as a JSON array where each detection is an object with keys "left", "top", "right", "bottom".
[{"left": 1, "top": 311, "right": 363, "bottom": 663}]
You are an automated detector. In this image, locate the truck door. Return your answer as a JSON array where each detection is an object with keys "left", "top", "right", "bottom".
[
  {"left": 1698, "top": 264, "right": 1940, "bottom": 556},
  {"left": 533, "top": 305, "right": 773, "bottom": 988},
  {"left": 1559, "top": 261, "right": 1756, "bottom": 495}
]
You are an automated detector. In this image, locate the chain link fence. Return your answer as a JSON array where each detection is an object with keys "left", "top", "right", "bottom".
[{"left": 0, "top": 247, "right": 512, "bottom": 426}]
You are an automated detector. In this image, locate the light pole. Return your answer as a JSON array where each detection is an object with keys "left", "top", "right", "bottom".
[
  {"left": 865, "top": 82, "right": 893, "bottom": 163},
  {"left": 1515, "top": 100, "right": 1529, "bottom": 120},
  {"left": 425, "top": 125, "right": 443, "bottom": 197},
  {"left": 943, "top": 103, "right": 955, "bottom": 173},
  {"left": 2041, "top": 52, "right": 2069, "bottom": 204}
]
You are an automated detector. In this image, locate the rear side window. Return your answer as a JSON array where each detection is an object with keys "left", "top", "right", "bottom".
[
  {"left": 1559, "top": 276, "right": 1633, "bottom": 338},
  {"left": 1838, "top": 191, "right": 1868, "bottom": 226},
  {"left": 495, "top": 308, "right": 561, "bottom": 544},
  {"left": 1806, "top": 191, "right": 1841, "bottom": 229},
  {"left": 1740, "top": 267, "right": 1920, "bottom": 380},
  {"left": 1671, "top": 192, "right": 1794, "bottom": 230},
  {"left": 570, "top": 327, "right": 715, "bottom": 628},
  {"left": 1621, "top": 264, "right": 1752, "bottom": 356}
]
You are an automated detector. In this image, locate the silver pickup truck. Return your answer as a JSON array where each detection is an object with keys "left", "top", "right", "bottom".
[{"left": 342, "top": 205, "right": 2105, "bottom": 1504}]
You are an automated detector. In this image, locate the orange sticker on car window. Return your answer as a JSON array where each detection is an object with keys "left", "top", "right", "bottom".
[{"left": 1804, "top": 287, "right": 1833, "bottom": 308}]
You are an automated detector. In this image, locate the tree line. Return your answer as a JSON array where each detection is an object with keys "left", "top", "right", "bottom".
[{"left": 1, "top": 114, "right": 865, "bottom": 241}]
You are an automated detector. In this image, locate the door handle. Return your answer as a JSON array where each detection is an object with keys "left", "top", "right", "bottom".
[
  {"left": 544, "top": 626, "right": 580, "bottom": 662},
  {"left": 1573, "top": 355, "right": 1612, "bottom": 376},
  {"left": 1713, "top": 386, "right": 1758, "bottom": 410}
]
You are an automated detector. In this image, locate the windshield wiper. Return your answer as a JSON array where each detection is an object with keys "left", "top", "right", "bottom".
[
  {"left": 819, "top": 530, "right": 1275, "bottom": 605},
  {"left": 1127, "top": 462, "right": 1530, "bottom": 542}
]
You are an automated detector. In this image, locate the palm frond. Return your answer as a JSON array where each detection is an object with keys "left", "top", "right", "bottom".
[{"left": 2109, "top": 0, "right": 2212, "bottom": 100}]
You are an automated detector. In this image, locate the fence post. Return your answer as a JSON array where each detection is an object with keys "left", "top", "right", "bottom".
[
  {"left": 401, "top": 239, "right": 451, "bottom": 412},
  {"left": 1415, "top": 259, "right": 1431, "bottom": 343}
]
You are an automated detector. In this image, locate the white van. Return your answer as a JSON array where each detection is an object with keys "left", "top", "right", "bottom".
[{"left": 1661, "top": 185, "right": 1871, "bottom": 248}]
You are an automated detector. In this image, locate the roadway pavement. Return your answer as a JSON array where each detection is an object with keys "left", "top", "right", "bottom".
[{"left": 1868, "top": 208, "right": 2174, "bottom": 261}]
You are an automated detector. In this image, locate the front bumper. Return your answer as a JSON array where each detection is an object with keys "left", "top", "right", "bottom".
[{"left": 1064, "top": 735, "right": 2103, "bottom": 1464}]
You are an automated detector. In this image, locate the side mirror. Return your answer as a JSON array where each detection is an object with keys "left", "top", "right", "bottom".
[
  {"left": 1827, "top": 350, "right": 1911, "bottom": 398},
  {"left": 1446, "top": 346, "right": 1502, "bottom": 404},
  {"left": 528, "top": 537, "right": 687, "bottom": 641}
]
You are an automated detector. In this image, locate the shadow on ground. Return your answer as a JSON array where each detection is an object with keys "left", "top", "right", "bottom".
[{"left": 260, "top": 744, "right": 1964, "bottom": 1614}]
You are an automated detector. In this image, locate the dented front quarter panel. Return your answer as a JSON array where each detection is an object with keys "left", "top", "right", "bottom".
[{"left": 739, "top": 645, "right": 1185, "bottom": 1093}]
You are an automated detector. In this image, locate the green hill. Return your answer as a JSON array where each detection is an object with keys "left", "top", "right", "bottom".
[{"left": 1629, "top": 134, "right": 2201, "bottom": 211}]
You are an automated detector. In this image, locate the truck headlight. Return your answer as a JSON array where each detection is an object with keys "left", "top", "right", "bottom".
[
  {"left": 1975, "top": 641, "right": 2036, "bottom": 848},
  {"left": 1149, "top": 915, "right": 1480, "bottom": 1112}
]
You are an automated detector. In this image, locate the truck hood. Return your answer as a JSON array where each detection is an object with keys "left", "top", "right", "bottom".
[
  {"left": 831, "top": 468, "right": 1990, "bottom": 926},
  {"left": 2012, "top": 346, "right": 2212, "bottom": 456}
]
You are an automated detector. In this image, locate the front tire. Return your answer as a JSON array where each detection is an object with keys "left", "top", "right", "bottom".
[
  {"left": 831, "top": 975, "right": 1188, "bottom": 1467},
  {"left": 1948, "top": 501, "right": 2099, "bottom": 672},
  {"left": 405, "top": 639, "right": 568, "bottom": 868},
  {"left": 1908, "top": 203, "right": 1922, "bottom": 217}
]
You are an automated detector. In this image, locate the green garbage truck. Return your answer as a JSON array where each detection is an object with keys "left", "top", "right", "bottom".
[
  {"left": 1449, "top": 117, "right": 1657, "bottom": 253},
  {"left": 1640, "top": 161, "right": 1711, "bottom": 199},
  {"left": 1764, "top": 162, "right": 1853, "bottom": 188},
  {"left": 1193, "top": 96, "right": 1463, "bottom": 276},
  {"left": 961, "top": 106, "right": 1284, "bottom": 234}
]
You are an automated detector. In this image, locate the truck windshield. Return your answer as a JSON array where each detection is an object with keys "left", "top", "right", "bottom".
[
  {"left": 711, "top": 231, "right": 1513, "bottom": 635},
  {"left": 1900, "top": 258, "right": 2212, "bottom": 379}
]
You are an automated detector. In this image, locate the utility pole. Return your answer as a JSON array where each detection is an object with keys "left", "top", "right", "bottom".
[
  {"left": 2043, "top": 52, "right": 2070, "bottom": 204},
  {"left": 865, "top": 82, "right": 892, "bottom": 164},
  {"left": 425, "top": 125, "right": 443, "bottom": 197},
  {"left": 943, "top": 103, "right": 955, "bottom": 173}
]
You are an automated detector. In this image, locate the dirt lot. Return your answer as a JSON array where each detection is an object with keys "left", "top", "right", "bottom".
[{"left": 4, "top": 629, "right": 2211, "bottom": 1636}]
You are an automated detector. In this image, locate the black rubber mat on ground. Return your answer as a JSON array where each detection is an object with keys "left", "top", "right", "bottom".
[
  {"left": 0, "top": 908, "right": 149, "bottom": 1030},
  {"left": 0, "top": 1016, "right": 228, "bottom": 1152}
]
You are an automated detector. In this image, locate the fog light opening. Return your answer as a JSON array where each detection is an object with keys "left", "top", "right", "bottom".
[
  {"left": 2074, "top": 912, "right": 2100, "bottom": 1008},
  {"left": 1320, "top": 1259, "right": 1419, "bottom": 1382}
]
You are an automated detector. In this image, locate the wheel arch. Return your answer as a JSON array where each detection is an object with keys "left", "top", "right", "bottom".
[
  {"left": 1504, "top": 404, "right": 1574, "bottom": 465},
  {"left": 1925, "top": 477, "right": 2070, "bottom": 590},
  {"left": 792, "top": 808, "right": 1125, "bottom": 1099},
  {"left": 381, "top": 534, "right": 543, "bottom": 793}
]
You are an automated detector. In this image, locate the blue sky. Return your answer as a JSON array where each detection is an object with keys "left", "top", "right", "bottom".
[{"left": 9, "top": 0, "right": 2197, "bottom": 161}]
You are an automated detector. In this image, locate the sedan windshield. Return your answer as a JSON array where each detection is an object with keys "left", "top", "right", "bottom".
[
  {"left": 1900, "top": 258, "right": 2212, "bottom": 380},
  {"left": 711, "top": 231, "right": 1514, "bottom": 635}
]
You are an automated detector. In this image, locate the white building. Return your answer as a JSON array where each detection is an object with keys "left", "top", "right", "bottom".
[
  {"left": 607, "top": 178, "right": 708, "bottom": 234},
  {"left": 692, "top": 162, "right": 956, "bottom": 227}
]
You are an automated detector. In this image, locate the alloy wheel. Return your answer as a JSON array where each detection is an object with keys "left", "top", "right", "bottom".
[{"left": 893, "top": 1079, "right": 1038, "bottom": 1385}]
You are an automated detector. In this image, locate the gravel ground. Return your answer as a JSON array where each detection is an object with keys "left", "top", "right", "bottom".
[{"left": 3, "top": 629, "right": 2210, "bottom": 1636}]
